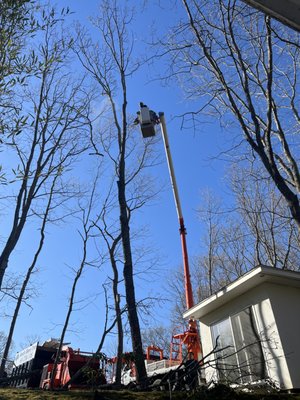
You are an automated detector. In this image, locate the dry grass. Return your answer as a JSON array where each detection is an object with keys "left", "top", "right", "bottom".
[
  {"left": 0, "top": 388, "right": 185, "bottom": 400},
  {"left": 1, "top": 388, "right": 300, "bottom": 400}
]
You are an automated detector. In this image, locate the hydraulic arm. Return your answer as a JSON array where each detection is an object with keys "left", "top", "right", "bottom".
[{"left": 137, "top": 104, "right": 202, "bottom": 360}]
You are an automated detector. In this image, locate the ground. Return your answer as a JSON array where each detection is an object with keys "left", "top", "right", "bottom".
[
  {"left": 1, "top": 388, "right": 300, "bottom": 400},
  {"left": 0, "top": 389, "right": 183, "bottom": 400}
]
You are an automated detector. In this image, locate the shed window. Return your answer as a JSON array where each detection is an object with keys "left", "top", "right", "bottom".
[{"left": 211, "top": 307, "right": 266, "bottom": 384}]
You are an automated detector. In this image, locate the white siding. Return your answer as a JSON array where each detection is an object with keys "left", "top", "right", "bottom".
[
  {"left": 199, "top": 283, "right": 292, "bottom": 389},
  {"left": 267, "top": 283, "right": 300, "bottom": 388}
]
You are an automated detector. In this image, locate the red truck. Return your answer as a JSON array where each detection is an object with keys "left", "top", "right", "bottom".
[{"left": 39, "top": 346, "right": 105, "bottom": 390}]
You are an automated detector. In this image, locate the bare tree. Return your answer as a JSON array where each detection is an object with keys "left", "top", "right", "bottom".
[
  {"left": 0, "top": 6, "right": 92, "bottom": 289},
  {"left": 92, "top": 176, "right": 162, "bottom": 385},
  {"left": 197, "top": 191, "right": 226, "bottom": 296},
  {"left": 142, "top": 326, "right": 172, "bottom": 359},
  {"left": 230, "top": 166, "right": 300, "bottom": 269},
  {"left": 196, "top": 176, "right": 300, "bottom": 295},
  {"left": 49, "top": 175, "right": 101, "bottom": 389},
  {"left": 0, "top": 331, "right": 9, "bottom": 369},
  {"left": 195, "top": 187, "right": 254, "bottom": 295},
  {"left": 165, "top": 265, "right": 189, "bottom": 326},
  {"left": 163, "top": 0, "right": 300, "bottom": 229},
  {"left": 19, "top": 334, "right": 41, "bottom": 350},
  {"left": 74, "top": 0, "right": 160, "bottom": 386},
  {"left": 0, "top": 174, "right": 60, "bottom": 378},
  {"left": 0, "top": 331, "right": 14, "bottom": 380},
  {"left": 168, "top": 169, "right": 300, "bottom": 319}
]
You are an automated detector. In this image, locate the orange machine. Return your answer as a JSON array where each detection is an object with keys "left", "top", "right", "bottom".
[{"left": 39, "top": 346, "right": 105, "bottom": 390}]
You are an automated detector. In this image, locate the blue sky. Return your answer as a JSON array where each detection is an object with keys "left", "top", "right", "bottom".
[{"left": 1, "top": 0, "right": 230, "bottom": 357}]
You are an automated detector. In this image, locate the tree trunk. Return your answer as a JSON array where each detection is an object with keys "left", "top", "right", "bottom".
[
  {"left": 0, "top": 210, "right": 30, "bottom": 287},
  {"left": 117, "top": 179, "right": 147, "bottom": 387},
  {"left": 0, "top": 229, "right": 23, "bottom": 289},
  {"left": 110, "top": 252, "right": 123, "bottom": 386}
]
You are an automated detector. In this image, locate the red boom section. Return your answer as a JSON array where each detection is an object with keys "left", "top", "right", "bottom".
[
  {"left": 158, "top": 112, "right": 202, "bottom": 362},
  {"left": 179, "top": 217, "right": 194, "bottom": 310},
  {"left": 178, "top": 217, "right": 202, "bottom": 360}
]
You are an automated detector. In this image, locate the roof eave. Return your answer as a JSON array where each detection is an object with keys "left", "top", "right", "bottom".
[{"left": 183, "top": 265, "right": 300, "bottom": 320}]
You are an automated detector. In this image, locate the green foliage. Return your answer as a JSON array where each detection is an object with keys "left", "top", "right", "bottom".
[
  {"left": 0, "top": 1, "right": 37, "bottom": 81},
  {"left": 0, "top": 0, "right": 38, "bottom": 138},
  {"left": 0, "top": 165, "right": 6, "bottom": 184},
  {"left": 0, "top": 2, "right": 77, "bottom": 145}
]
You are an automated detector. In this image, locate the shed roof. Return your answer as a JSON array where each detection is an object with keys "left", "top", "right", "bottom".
[
  {"left": 183, "top": 266, "right": 300, "bottom": 320},
  {"left": 242, "top": 0, "right": 300, "bottom": 32}
]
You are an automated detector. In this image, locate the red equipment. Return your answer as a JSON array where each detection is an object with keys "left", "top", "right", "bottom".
[
  {"left": 146, "top": 345, "right": 164, "bottom": 361},
  {"left": 138, "top": 106, "right": 202, "bottom": 362},
  {"left": 39, "top": 346, "right": 105, "bottom": 390},
  {"left": 158, "top": 112, "right": 202, "bottom": 362}
]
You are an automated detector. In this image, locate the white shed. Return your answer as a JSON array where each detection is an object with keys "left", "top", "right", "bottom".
[{"left": 183, "top": 266, "right": 300, "bottom": 390}]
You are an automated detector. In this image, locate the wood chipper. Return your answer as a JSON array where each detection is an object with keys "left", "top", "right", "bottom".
[{"left": 39, "top": 346, "right": 106, "bottom": 390}]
